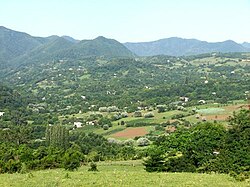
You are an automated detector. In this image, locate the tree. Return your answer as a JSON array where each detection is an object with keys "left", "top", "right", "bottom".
[
  {"left": 88, "top": 162, "right": 98, "bottom": 172},
  {"left": 144, "top": 112, "right": 154, "bottom": 118},
  {"left": 103, "top": 124, "right": 109, "bottom": 130},
  {"left": 133, "top": 111, "right": 142, "bottom": 117},
  {"left": 144, "top": 123, "right": 227, "bottom": 173},
  {"left": 143, "top": 147, "right": 166, "bottom": 172},
  {"left": 45, "top": 125, "right": 69, "bottom": 149},
  {"left": 62, "top": 144, "right": 83, "bottom": 171},
  {"left": 137, "top": 137, "right": 150, "bottom": 146},
  {"left": 207, "top": 110, "right": 250, "bottom": 175}
]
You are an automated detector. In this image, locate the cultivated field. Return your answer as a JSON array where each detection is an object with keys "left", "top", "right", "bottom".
[
  {"left": 111, "top": 127, "right": 149, "bottom": 139},
  {"left": 0, "top": 161, "right": 249, "bottom": 187},
  {"left": 61, "top": 100, "right": 248, "bottom": 139}
]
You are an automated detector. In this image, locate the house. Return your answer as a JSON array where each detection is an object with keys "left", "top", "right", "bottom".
[
  {"left": 0, "top": 112, "right": 4, "bottom": 117},
  {"left": 74, "top": 122, "right": 83, "bottom": 128},
  {"left": 201, "top": 117, "right": 207, "bottom": 121},
  {"left": 86, "top": 121, "right": 96, "bottom": 126},
  {"left": 179, "top": 97, "right": 189, "bottom": 102},
  {"left": 198, "top": 100, "right": 206, "bottom": 104},
  {"left": 177, "top": 106, "right": 185, "bottom": 111},
  {"left": 213, "top": 151, "right": 220, "bottom": 155}
]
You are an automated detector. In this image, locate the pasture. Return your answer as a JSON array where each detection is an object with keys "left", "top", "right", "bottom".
[{"left": 0, "top": 161, "right": 248, "bottom": 187}]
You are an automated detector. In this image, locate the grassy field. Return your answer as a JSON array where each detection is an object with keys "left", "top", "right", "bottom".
[{"left": 0, "top": 161, "right": 249, "bottom": 187}]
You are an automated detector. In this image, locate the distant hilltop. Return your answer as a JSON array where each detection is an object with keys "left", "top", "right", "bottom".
[
  {"left": 0, "top": 26, "right": 250, "bottom": 67},
  {"left": 124, "top": 37, "right": 250, "bottom": 56}
]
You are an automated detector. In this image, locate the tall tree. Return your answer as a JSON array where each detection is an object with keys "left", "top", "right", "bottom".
[{"left": 45, "top": 125, "right": 69, "bottom": 149}]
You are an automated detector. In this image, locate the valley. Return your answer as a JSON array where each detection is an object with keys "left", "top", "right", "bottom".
[{"left": 0, "top": 26, "right": 249, "bottom": 186}]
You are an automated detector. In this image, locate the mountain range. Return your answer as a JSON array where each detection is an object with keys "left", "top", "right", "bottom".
[
  {"left": 0, "top": 26, "right": 249, "bottom": 67},
  {"left": 0, "top": 26, "right": 134, "bottom": 67},
  {"left": 124, "top": 37, "right": 250, "bottom": 56}
]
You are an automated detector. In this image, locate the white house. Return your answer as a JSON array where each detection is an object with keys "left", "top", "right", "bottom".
[
  {"left": 180, "top": 97, "right": 189, "bottom": 102},
  {"left": 86, "top": 121, "right": 95, "bottom": 126},
  {"left": 0, "top": 112, "right": 4, "bottom": 117},
  {"left": 74, "top": 122, "right": 83, "bottom": 128},
  {"left": 198, "top": 100, "right": 206, "bottom": 104}
]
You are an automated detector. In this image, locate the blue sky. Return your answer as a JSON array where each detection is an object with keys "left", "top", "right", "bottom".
[{"left": 0, "top": 0, "right": 249, "bottom": 42}]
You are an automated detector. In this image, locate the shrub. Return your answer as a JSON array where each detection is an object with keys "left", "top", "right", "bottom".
[
  {"left": 121, "top": 112, "right": 128, "bottom": 118},
  {"left": 137, "top": 137, "right": 150, "bottom": 146},
  {"left": 143, "top": 147, "right": 166, "bottom": 172},
  {"left": 133, "top": 111, "right": 142, "bottom": 117},
  {"left": 156, "top": 105, "right": 166, "bottom": 113},
  {"left": 20, "top": 163, "right": 28, "bottom": 174},
  {"left": 98, "top": 117, "right": 112, "bottom": 127},
  {"left": 111, "top": 114, "right": 121, "bottom": 121},
  {"left": 3, "top": 159, "right": 22, "bottom": 173},
  {"left": 98, "top": 107, "right": 107, "bottom": 112},
  {"left": 107, "top": 106, "right": 119, "bottom": 112},
  {"left": 62, "top": 146, "right": 83, "bottom": 171},
  {"left": 144, "top": 112, "right": 154, "bottom": 118},
  {"left": 123, "top": 139, "right": 135, "bottom": 146},
  {"left": 155, "top": 125, "right": 165, "bottom": 131},
  {"left": 103, "top": 124, "right": 109, "bottom": 130},
  {"left": 88, "top": 162, "right": 98, "bottom": 172},
  {"left": 107, "top": 138, "right": 121, "bottom": 144}
]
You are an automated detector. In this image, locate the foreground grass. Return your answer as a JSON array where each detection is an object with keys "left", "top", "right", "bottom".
[{"left": 0, "top": 161, "right": 249, "bottom": 187}]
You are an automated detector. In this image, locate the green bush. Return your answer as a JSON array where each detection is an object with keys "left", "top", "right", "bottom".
[
  {"left": 144, "top": 112, "right": 154, "bottom": 118},
  {"left": 133, "top": 111, "right": 142, "bottom": 117},
  {"left": 62, "top": 146, "right": 83, "bottom": 171},
  {"left": 103, "top": 124, "right": 109, "bottom": 130},
  {"left": 88, "top": 162, "right": 98, "bottom": 172}
]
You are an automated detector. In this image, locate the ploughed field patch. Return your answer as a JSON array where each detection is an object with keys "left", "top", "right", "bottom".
[
  {"left": 205, "top": 114, "right": 230, "bottom": 121},
  {"left": 195, "top": 104, "right": 248, "bottom": 121},
  {"left": 111, "top": 127, "right": 148, "bottom": 138}
]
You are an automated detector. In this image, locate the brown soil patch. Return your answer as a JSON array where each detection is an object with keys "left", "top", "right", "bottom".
[
  {"left": 165, "top": 126, "right": 177, "bottom": 133},
  {"left": 169, "top": 119, "right": 178, "bottom": 123},
  {"left": 111, "top": 127, "right": 148, "bottom": 138},
  {"left": 223, "top": 104, "right": 248, "bottom": 111},
  {"left": 205, "top": 114, "right": 231, "bottom": 121}
]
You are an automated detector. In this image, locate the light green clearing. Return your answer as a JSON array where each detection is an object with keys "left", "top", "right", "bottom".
[{"left": 0, "top": 161, "right": 248, "bottom": 187}]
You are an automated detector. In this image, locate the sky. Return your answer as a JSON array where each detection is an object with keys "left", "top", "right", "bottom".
[{"left": 0, "top": 0, "right": 249, "bottom": 43}]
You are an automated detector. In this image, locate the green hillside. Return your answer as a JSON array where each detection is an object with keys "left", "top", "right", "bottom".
[
  {"left": 0, "top": 26, "right": 42, "bottom": 66},
  {"left": 0, "top": 27, "right": 135, "bottom": 68}
]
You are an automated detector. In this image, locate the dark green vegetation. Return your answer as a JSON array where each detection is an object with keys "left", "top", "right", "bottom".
[
  {"left": 144, "top": 110, "right": 250, "bottom": 180},
  {"left": 124, "top": 37, "right": 250, "bottom": 56},
  {"left": 2, "top": 53, "right": 249, "bottom": 117},
  {"left": 0, "top": 27, "right": 249, "bottom": 185}
]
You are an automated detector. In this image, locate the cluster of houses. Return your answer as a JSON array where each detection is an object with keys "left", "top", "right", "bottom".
[{"left": 74, "top": 120, "right": 99, "bottom": 128}]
